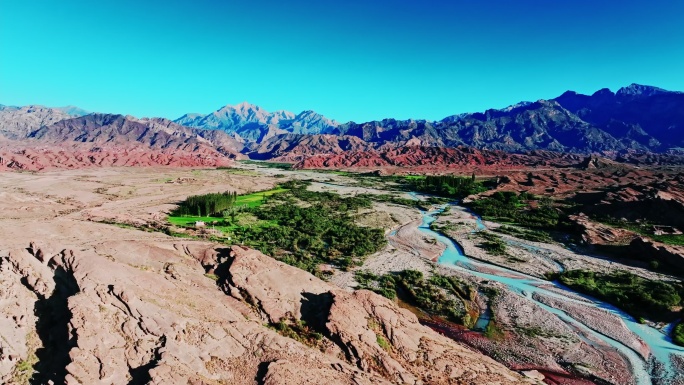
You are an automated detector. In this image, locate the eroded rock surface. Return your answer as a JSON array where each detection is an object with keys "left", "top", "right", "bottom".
[
  {"left": 0, "top": 240, "right": 533, "bottom": 385},
  {"left": 226, "top": 246, "right": 530, "bottom": 385}
]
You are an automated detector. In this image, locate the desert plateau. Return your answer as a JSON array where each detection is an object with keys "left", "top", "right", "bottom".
[{"left": 1, "top": 157, "right": 683, "bottom": 385}]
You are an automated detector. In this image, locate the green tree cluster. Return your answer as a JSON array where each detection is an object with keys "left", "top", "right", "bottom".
[
  {"left": 673, "top": 323, "right": 684, "bottom": 347},
  {"left": 466, "top": 191, "right": 560, "bottom": 229},
  {"left": 172, "top": 191, "right": 238, "bottom": 217},
  {"left": 228, "top": 182, "right": 385, "bottom": 274},
  {"left": 559, "top": 270, "right": 683, "bottom": 321},
  {"left": 355, "top": 270, "right": 475, "bottom": 326},
  {"left": 407, "top": 175, "right": 488, "bottom": 199}
]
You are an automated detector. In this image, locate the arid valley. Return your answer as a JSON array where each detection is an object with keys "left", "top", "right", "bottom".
[
  {"left": 3, "top": 2, "right": 684, "bottom": 383},
  {"left": 1, "top": 159, "right": 682, "bottom": 385}
]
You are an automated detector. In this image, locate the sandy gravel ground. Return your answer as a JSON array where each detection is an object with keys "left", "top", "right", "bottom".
[
  {"left": 330, "top": 208, "right": 439, "bottom": 290},
  {"left": 672, "top": 354, "right": 684, "bottom": 385},
  {"left": 533, "top": 293, "right": 649, "bottom": 359},
  {"left": 0, "top": 167, "right": 280, "bottom": 250},
  {"left": 433, "top": 206, "right": 671, "bottom": 281},
  {"left": 3, "top": 164, "right": 676, "bottom": 385}
]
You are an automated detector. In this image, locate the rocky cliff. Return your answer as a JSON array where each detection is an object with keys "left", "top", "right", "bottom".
[{"left": 0, "top": 240, "right": 533, "bottom": 384}]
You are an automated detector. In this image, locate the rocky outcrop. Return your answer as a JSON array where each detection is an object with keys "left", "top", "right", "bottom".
[
  {"left": 569, "top": 214, "right": 639, "bottom": 247},
  {"left": 0, "top": 105, "right": 85, "bottom": 140},
  {"left": 0, "top": 143, "right": 235, "bottom": 171},
  {"left": 224, "top": 246, "right": 531, "bottom": 385},
  {"left": 0, "top": 240, "right": 533, "bottom": 384},
  {"left": 630, "top": 238, "right": 684, "bottom": 275},
  {"left": 295, "top": 146, "right": 584, "bottom": 171}
]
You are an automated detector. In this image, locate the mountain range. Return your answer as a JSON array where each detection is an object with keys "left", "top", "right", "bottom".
[
  {"left": 171, "top": 83, "right": 684, "bottom": 157},
  {"left": 1, "top": 84, "right": 683, "bottom": 170},
  {"left": 175, "top": 102, "right": 339, "bottom": 142},
  {"left": 324, "top": 84, "right": 684, "bottom": 154}
]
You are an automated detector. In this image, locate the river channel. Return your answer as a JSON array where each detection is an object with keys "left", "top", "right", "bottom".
[{"left": 412, "top": 202, "right": 684, "bottom": 385}]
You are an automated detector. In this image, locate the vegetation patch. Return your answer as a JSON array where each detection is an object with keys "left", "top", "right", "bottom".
[
  {"left": 493, "top": 225, "right": 553, "bottom": 243},
  {"left": 215, "top": 167, "right": 260, "bottom": 176},
  {"left": 226, "top": 181, "right": 386, "bottom": 274},
  {"left": 239, "top": 160, "right": 294, "bottom": 170},
  {"left": 430, "top": 221, "right": 457, "bottom": 232},
  {"left": 376, "top": 334, "right": 391, "bottom": 351},
  {"left": 269, "top": 319, "right": 324, "bottom": 350},
  {"left": 484, "top": 321, "right": 505, "bottom": 341},
  {"left": 559, "top": 270, "right": 684, "bottom": 321},
  {"left": 168, "top": 180, "right": 387, "bottom": 276},
  {"left": 673, "top": 322, "right": 684, "bottom": 347},
  {"left": 465, "top": 191, "right": 562, "bottom": 229},
  {"left": 476, "top": 232, "right": 508, "bottom": 256},
  {"left": 355, "top": 270, "right": 476, "bottom": 327},
  {"left": 11, "top": 331, "right": 39, "bottom": 384}
]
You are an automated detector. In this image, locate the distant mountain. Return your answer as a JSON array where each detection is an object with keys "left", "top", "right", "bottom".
[
  {"left": 175, "top": 102, "right": 338, "bottom": 141},
  {"left": 56, "top": 105, "right": 91, "bottom": 116},
  {"left": 27, "top": 113, "right": 243, "bottom": 156},
  {"left": 295, "top": 146, "right": 586, "bottom": 170},
  {"left": 0, "top": 104, "right": 88, "bottom": 140},
  {"left": 247, "top": 133, "right": 373, "bottom": 161},
  {"left": 325, "top": 84, "right": 684, "bottom": 154},
  {"left": 552, "top": 84, "right": 684, "bottom": 151},
  {"left": 2, "top": 84, "right": 683, "bottom": 169}
]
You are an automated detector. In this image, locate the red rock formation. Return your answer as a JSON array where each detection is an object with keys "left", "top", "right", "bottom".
[
  {"left": 296, "top": 146, "right": 583, "bottom": 171},
  {"left": 0, "top": 143, "right": 235, "bottom": 171}
]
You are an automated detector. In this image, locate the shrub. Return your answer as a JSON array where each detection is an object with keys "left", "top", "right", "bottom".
[
  {"left": 559, "top": 270, "right": 684, "bottom": 321},
  {"left": 673, "top": 323, "right": 684, "bottom": 347}
]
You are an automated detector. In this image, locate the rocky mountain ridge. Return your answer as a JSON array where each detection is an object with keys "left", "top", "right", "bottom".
[
  {"left": 325, "top": 84, "right": 684, "bottom": 154},
  {"left": 0, "top": 105, "right": 88, "bottom": 140},
  {"left": 173, "top": 83, "right": 684, "bottom": 158},
  {"left": 0, "top": 112, "right": 246, "bottom": 170},
  {"left": 1, "top": 84, "right": 683, "bottom": 170},
  {"left": 175, "top": 102, "right": 339, "bottom": 142}
]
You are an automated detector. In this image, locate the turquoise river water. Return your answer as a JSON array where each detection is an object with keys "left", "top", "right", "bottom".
[{"left": 413, "top": 202, "right": 683, "bottom": 385}]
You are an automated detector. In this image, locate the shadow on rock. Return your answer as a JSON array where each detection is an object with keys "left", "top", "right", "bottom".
[{"left": 31, "top": 266, "right": 79, "bottom": 385}]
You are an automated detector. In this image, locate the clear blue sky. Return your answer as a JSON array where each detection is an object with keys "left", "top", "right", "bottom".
[{"left": 1, "top": 0, "right": 683, "bottom": 122}]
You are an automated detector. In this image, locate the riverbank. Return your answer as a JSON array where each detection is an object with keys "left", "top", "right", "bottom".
[
  {"left": 243, "top": 166, "right": 684, "bottom": 385},
  {"left": 432, "top": 204, "right": 672, "bottom": 282}
]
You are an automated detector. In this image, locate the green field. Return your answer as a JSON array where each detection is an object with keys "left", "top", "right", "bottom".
[
  {"left": 168, "top": 215, "right": 233, "bottom": 230},
  {"left": 234, "top": 188, "right": 288, "bottom": 208},
  {"left": 168, "top": 187, "right": 288, "bottom": 231},
  {"left": 650, "top": 234, "right": 684, "bottom": 246}
]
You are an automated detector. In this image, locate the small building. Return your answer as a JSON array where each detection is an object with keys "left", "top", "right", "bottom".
[
  {"left": 194, "top": 221, "right": 206, "bottom": 228},
  {"left": 653, "top": 225, "right": 682, "bottom": 236}
]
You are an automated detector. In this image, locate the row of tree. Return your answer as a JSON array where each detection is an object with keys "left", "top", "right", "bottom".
[
  {"left": 407, "top": 175, "right": 487, "bottom": 199},
  {"left": 171, "top": 191, "right": 238, "bottom": 217}
]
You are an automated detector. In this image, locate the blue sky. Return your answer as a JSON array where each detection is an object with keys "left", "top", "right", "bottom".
[{"left": 1, "top": 0, "right": 683, "bottom": 122}]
